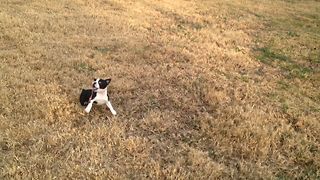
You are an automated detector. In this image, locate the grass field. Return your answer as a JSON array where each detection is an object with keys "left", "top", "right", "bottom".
[{"left": 0, "top": 0, "right": 319, "bottom": 179}]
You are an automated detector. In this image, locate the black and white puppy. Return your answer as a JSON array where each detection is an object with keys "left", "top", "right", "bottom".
[{"left": 80, "top": 78, "right": 117, "bottom": 115}]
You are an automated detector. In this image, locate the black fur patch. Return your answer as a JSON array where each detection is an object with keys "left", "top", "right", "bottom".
[
  {"left": 98, "top": 79, "right": 111, "bottom": 89},
  {"left": 79, "top": 89, "right": 97, "bottom": 106}
]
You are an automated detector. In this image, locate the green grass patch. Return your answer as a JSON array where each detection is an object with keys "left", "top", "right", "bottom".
[
  {"left": 277, "top": 80, "right": 290, "bottom": 90},
  {"left": 309, "top": 50, "right": 320, "bottom": 64},
  {"left": 286, "top": 31, "right": 299, "bottom": 37},
  {"left": 255, "top": 47, "right": 313, "bottom": 79},
  {"left": 94, "top": 46, "right": 110, "bottom": 54},
  {"left": 281, "top": 63, "right": 313, "bottom": 79},
  {"left": 281, "top": 101, "right": 289, "bottom": 113},
  {"left": 240, "top": 75, "right": 249, "bottom": 82},
  {"left": 256, "top": 47, "right": 290, "bottom": 65},
  {"left": 75, "top": 62, "right": 95, "bottom": 73}
]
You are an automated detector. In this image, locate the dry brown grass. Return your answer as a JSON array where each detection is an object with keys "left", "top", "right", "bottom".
[{"left": 0, "top": 0, "right": 319, "bottom": 179}]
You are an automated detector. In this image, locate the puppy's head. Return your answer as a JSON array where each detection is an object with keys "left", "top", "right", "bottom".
[{"left": 92, "top": 78, "right": 111, "bottom": 90}]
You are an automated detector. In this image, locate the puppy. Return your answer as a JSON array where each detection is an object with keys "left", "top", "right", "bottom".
[{"left": 80, "top": 78, "right": 117, "bottom": 115}]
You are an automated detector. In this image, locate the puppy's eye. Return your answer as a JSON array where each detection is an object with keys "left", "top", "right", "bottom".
[{"left": 99, "top": 82, "right": 101, "bottom": 84}]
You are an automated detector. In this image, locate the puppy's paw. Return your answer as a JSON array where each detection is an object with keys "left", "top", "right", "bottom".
[
  {"left": 111, "top": 110, "right": 117, "bottom": 116},
  {"left": 84, "top": 108, "right": 91, "bottom": 113}
]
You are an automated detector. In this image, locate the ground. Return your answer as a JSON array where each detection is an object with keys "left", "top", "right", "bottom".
[{"left": 0, "top": 0, "right": 319, "bottom": 179}]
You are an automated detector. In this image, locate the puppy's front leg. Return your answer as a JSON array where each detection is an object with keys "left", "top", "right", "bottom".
[
  {"left": 85, "top": 100, "right": 94, "bottom": 113},
  {"left": 106, "top": 101, "right": 117, "bottom": 115}
]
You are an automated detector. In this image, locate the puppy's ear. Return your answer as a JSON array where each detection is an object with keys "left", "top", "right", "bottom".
[{"left": 106, "top": 78, "right": 111, "bottom": 85}]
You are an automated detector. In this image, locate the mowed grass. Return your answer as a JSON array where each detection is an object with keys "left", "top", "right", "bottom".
[{"left": 0, "top": 0, "right": 319, "bottom": 179}]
